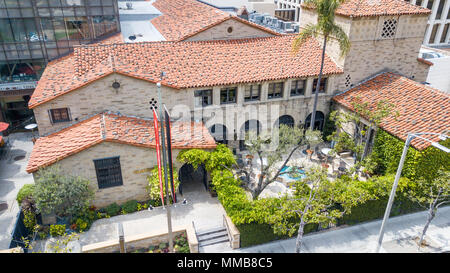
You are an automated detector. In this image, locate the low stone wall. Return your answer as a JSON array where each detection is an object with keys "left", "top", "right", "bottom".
[
  {"left": 82, "top": 223, "right": 198, "bottom": 253},
  {"left": 223, "top": 215, "right": 240, "bottom": 249},
  {"left": 0, "top": 247, "right": 24, "bottom": 253}
]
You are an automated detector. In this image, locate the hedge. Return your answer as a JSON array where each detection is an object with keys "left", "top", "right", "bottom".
[{"left": 371, "top": 129, "right": 450, "bottom": 182}]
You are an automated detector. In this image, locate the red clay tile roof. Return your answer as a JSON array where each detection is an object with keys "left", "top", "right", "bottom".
[
  {"left": 150, "top": 0, "right": 279, "bottom": 41},
  {"left": 417, "top": 57, "right": 434, "bottom": 66},
  {"left": 26, "top": 112, "right": 217, "bottom": 173},
  {"left": 333, "top": 72, "right": 450, "bottom": 150},
  {"left": 29, "top": 35, "right": 343, "bottom": 108},
  {"left": 302, "top": 0, "right": 431, "bottom": 18}
]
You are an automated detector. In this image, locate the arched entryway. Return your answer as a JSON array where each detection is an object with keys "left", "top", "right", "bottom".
[
  {"left": 210, "top": 124, "right": 228, "bottom": 144},
  {"left": 239, "top": 119, "right": 261, "bottom": 151},
  {"left": 305, "top": 111, "right": 325, "bottom": 131},
  {"left": 274, "top": 115, "right": 295, "bottom": 128},
  {"left": 178, "top": 163, "right": 207, "bottom": 195}
]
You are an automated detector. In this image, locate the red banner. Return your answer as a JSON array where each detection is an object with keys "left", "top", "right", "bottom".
[{"left": 152, "top": 108, "right": 165, "bottom": 207}]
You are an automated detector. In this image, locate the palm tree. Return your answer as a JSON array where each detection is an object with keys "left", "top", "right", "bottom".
[{"left": 293, "top": 0, "right": 350, "bottom": 131}]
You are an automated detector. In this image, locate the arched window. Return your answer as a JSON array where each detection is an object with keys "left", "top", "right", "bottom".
[
  {"left": 274, "top": 115, "right": 295, "bottom": 128},
  {"left": 239, "top": 120, "right": 261, "bottom": 151},
  {"left": 305, "top": 111, "right": 325, "bottom": 131},
  {"left": 210, "top": 124, "right": 228, "bottom": 144}
]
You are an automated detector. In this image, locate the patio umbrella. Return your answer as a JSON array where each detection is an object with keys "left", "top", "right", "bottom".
[{"left": 0, "top": 122, "right": 9, "bottom": 132}]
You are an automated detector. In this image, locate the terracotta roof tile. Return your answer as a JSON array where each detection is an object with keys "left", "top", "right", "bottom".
[
  {"left": 29, "top": 35, "right": 343, "bottom": 108},
  {"left": 150, "top": 0, "right": 278, "bottom": 41},
  {"left": 26, "top": 112, "right": 217, "bottom": 173},
  {"left": 333, "top": 72, "right": 450, "bottom": 150},
  {"left": 302, "top": 0, "right": 431, "bottom": 17}
]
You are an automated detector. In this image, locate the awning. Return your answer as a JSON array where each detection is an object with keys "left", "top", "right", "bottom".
[{"left": 0, "top": 122, "right": 9, "bottom": 132}]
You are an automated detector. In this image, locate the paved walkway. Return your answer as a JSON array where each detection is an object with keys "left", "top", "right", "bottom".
[
  {"left": 229, "top": 206, "right": 450, "bottom": 253},
  {"left": 32, "top": 181, "right": 228, "bottom": 251},
  {"left": 0, "top": 132, "right": 35, "bottom": 250}
]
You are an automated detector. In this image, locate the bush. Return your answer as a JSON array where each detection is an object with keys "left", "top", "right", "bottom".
[
  {"left": 16, "top": 184, "right": 35, "bottom": 204},
  {"left": 33, "top": 165, "right": 94, "bottom": 217},
  {"left": 49, "top": 224, "right": 66, "bottom": 237},
  {"left": 121, "top": 200, "right": 138, "bottom": 214},
  {"left": 23, "top": 210, "right": 36, "bottom": 231},
  {"left": 105, "top": 203, "right": 121, "bottom": 216},
  {"left": 146, "top": 167, "right": 179, "bottom": 202},
  {"left": 75, "top": 218, "right": 88, "bottom": 232}
]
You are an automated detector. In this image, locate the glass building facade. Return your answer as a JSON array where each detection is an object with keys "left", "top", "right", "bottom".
[{"left": 0, "top": 0, "right": 120, "bottom": 125}]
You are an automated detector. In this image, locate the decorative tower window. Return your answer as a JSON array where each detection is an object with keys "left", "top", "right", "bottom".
[
  {"left": 381, "top": 19, "right": 398, "bottom": 39},
  {"left": 345, "top": 75, "right": 352, "bottom": 88}
]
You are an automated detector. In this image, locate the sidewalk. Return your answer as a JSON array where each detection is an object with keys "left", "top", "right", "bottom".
[
  {"left": 0, "top": 133, "right": 35, "bottom": 250},
  {"left": 229, "top": 206, "right": 450, "bottom": 253}
]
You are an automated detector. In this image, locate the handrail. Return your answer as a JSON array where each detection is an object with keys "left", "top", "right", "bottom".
[{"left": 223, "top": 214, "right": 233, "bottom": 248}]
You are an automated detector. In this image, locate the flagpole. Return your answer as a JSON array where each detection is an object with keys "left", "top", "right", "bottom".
[{"left": 157, "top": 73, "right": 174, "bottom": 253}]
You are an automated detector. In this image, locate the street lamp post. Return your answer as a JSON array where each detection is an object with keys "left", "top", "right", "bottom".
[{"left": 375, "top": 132, "right": 449, "bottom": 253}]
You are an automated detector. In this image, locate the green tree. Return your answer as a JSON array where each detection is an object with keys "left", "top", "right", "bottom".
[
  {"left": 328, "top": 98, "right": 398, "bottom": 173},
  {"left": 33, "top": 165, "right": 94, "bottom": 217},
  {"left": 293, "top": 0, "right": 350, "bottom": 130},
  {"left": 269, "top": 167, "right": 371, "bottom": 253},
  {"left": 239, "top": 125, "right": 322, "bottom": 200},
  {"left": 406, "top": 169, "right": 450, "bottom": 250}
]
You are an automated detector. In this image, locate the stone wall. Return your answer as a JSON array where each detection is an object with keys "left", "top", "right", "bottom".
[
  {"left": 299, "top": 9, "right": 430, "bottom": 90},
  {"left": 33, "top": 73, "right": 192, "bottom": 136},
  {"left": 40, "top": 141, "right": 183, "bottom": 208},
  {"left": 33, "top": 73, "right": 338, "bottom": 150},
  {"left": 185, "top": 18, "right": 275, "bottom": 41},
  {"left": 82, "top": 223, "right": 198, "bottom": 253}
]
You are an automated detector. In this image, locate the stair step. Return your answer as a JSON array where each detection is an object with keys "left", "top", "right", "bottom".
[
  {"left": 198, "top": 236, "right": 230, "bottom": 247},
  {"left": 198, "top": 230, "right": 229, "bottom": 242},
  {"left": 196, "top": 226, "right": 226, "bottom": 236}
]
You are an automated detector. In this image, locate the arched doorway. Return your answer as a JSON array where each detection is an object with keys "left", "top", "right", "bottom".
[
  {"left": 239, "top": 119, "right": 261, "bottom": 151},
  {"left": 274, "top": 115, "right": 295, "bottom": 128},
  {"left": 178, "top": 163, "right": 207, "bottom": 195},
  {"left": 210, "top": 124, "right": 228, "bottom": 144},
  {"left": 305, "top": 111, "right": 325, "bottom": 131}
]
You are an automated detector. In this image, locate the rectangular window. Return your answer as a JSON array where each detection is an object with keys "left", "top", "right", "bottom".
[
  {"left": 435, "top": 0, "right": 445, "bottom": 19},
  {"left": 429, "top": 24, "right": 440, "bottom": 44},
  {"left": 427, "top": 0, "right": 434, "bottom": 10},
  {"left": 268, "top": 82, "right": 284, "bottom": 99},
  {"left": 440, "top": 23, "right": 449, "bottom": 43},
  {"left": 220, "top": 87, "right": 237, "bottom": 104},
  {"left": 415, "top": 0, "right": 422, "bottom": 7},
  {"left": 94, "top": 157, "right": 123, "bottom": 189},
  {"left": 50, "top": 108, "right": 71, "bottom": 123},
  {"left": 312, "top": 78, "right": 327, "bottom": 93},
  {"left": 194, "top": 89, "right": 212, "bottom": 107},
  {"left": 244, "top": 84, "right": 261, "bottom": 102},
  {"left": 290, "top": 79, "right": 306, "bottom": 96}
]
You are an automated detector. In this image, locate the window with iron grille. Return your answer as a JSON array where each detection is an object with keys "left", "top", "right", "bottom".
[
  {"left": 94, "top": 157, "right": 123, "bottom": 189},
  {"left": 194, "top": 89, "right": 212, "bottom": 107},
  {"left": 381, "top": 19, "right": 398, "bottom": 39},
  {"left": 220, "top": 87, "right": 237, "bottom": 104},
  {"left": 312, "top": 78, "right": 327, "bottom": 93},
  {"left": 290, "top": 79, "right": 306, "bottom": 96},
  {"left": 244, "top": 84, "right": 261, "bottom": 101},
  {"left": 50, "top": 108, "right": 71, "bottom": 123},
  {"left": 268, "top": 82, "right": 284, "bottom": 99}
]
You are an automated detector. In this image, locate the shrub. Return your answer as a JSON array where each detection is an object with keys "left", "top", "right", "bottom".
[
  {"left": 122, "top": 200, "right": 138, "bottom": 214},
  {"left": 49, "top": 224, "right": 66, "bottom": 237},
  {"left": 23, "top": 210, "right": 36, "bottom": 231},
  {"left": 33, "top": 165, "right": 94, "bottom": 217},
  {"left": 75, "top": 218, "right": 88, "bottom": 232},
  {"left": 146, "top": 167, "right": 179, "bottom": 202},
  {"left": 105, "top": 203, "right": 121, "bottom": 216},
  {"left": 16, "top": 184, "right": 35, "bottom": 204}
]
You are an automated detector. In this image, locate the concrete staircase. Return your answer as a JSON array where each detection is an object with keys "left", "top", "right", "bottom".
[{"left": 196, "top": 226, "right": 231, "bottom": 253}]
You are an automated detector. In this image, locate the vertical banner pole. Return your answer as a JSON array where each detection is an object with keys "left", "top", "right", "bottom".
[
  {"left": 164, "top": 104, "right": 177, "bottom": 203},
  {"left": 152, "top": 108, "right": 165, "bottom": 208}
]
